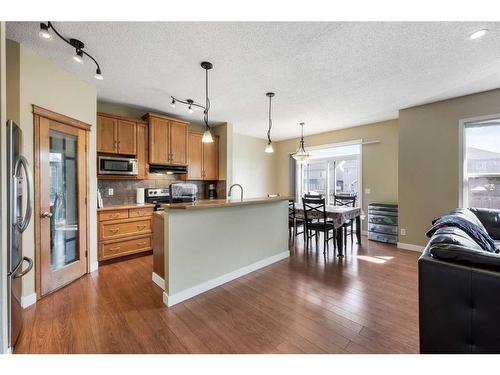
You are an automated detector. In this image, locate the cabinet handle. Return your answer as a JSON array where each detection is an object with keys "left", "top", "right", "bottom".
[
  {"left": 137, "top": 224, "right": 146, "bottom": 230},
  {"left": 109, "top": 246, "right": 121, "bottom": 251},
  {"left": 109, "top": 228, "right": 119, "bottom": 233},
  {"left": 111, "top": 213, "right": 120, "bottom": 217},
  {"left": 136, "top": 241, "right": 147, "bottom": 246}
]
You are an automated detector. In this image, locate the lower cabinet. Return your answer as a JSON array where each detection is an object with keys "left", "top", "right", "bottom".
[{"left": 98, "top": 206, "right": 154, "bottom": 261}]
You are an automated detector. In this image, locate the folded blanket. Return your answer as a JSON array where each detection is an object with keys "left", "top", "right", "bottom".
[{"left": 426, "top": 214, "right": 498, "bottom": 253}]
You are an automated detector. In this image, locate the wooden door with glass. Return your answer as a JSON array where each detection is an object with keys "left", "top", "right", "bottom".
[{"left": 34, "top": 107, "right": 89, "bottom": 297}]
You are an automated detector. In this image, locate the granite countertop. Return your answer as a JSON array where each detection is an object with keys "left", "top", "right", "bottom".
[
  {"left": 161, "top": 196, "right": 292, "bottom": 210},
  {"left": 97, "top": 203, "right": 155, "bottom": 211}
]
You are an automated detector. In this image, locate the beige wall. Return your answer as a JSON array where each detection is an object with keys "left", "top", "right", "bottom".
[
  {"left": 7, "top": 40, "right": 97, "bottom": 298},
  {"left": 399, "top": 88, "right": 500, "bottom": 246},
  {"left": 275, "top": 119, "right": 399, "bottom": 230},
  {"left": 232, "top": 133, "right": 278, "bottom": 198}
]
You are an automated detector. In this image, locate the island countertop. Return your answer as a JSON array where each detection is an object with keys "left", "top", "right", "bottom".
[{"left": 161, "top": 196, "right": 292, "bottom": 210}]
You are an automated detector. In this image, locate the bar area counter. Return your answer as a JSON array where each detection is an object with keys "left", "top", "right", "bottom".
[{"left": 153, "top": 197, "right": 290, "bottom": 306}]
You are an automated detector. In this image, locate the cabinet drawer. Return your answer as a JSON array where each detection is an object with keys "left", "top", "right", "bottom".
[
  {"left": 101, "top": 236, "right": 152, "bottom": 260},
  {"left": 99, "top": 209, "right": 129, "bottom": 222},
  {"left": 99, "top": 218, "right": 152, "bottom": 240},
  {"left": 129, "top": 207, "right": 154, "bottom": 218}
]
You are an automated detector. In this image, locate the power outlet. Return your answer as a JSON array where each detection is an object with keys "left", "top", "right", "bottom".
[
  {"left": 365, "top": 188, "right": 371, "bottom": 194},
  {"left": 108, "top": 188, "right": 114, "bottom": 196},
  {"left": 400, "top": 228, "right": 407, "bottom": 236}
]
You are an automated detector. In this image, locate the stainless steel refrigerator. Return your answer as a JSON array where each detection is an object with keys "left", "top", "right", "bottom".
[{"left": 6, "top": 120, "right": 34, "bottom": 349}]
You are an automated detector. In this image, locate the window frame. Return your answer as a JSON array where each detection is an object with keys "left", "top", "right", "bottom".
[
  {"left": 294, "top": 139, "right": 363, "bottom": 209},
  {"left": 459, "top": 113, "right": 500, "bottom": 209}
]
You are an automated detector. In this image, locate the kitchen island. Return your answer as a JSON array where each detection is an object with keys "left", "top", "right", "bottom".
[{"left": 152, "top": 197, "right": 290, "bottom": 306}]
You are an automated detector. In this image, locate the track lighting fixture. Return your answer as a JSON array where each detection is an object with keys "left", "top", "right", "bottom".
[
  {"left": 39, "top": 22, "right": 103, "bottom": 81},
  {"left": 264, "top": 92, "right": 275, "bottom": 153},
  {"left": 171, "top": 61, "right": 214, "bottom": 143}
]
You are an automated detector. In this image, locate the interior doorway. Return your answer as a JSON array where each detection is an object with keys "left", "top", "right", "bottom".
[{"left": 33, "top": 106, "right": 90, "bottom": 297}]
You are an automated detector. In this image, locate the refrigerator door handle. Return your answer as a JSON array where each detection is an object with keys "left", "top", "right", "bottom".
[
  {"left": 13, "top": 256, "right": 34, "bottom": 279},
  {"left": 13, "top": 156, "right": 33, "bottom": 233}
]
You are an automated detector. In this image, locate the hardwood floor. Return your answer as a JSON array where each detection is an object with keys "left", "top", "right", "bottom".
[{"left": 14, "top": 236, "right": 420, "bottom": 354}]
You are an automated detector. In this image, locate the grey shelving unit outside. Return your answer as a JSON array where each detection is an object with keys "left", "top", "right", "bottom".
[{"left": 368, "top": 203, "right": 398, "bottom": 244}]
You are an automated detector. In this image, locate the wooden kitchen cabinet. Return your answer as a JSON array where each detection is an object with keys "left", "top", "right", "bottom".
[
  {"left": 98, "top": 206, "right": 155, "bottom": 262},
  {"left": 143, "top": 113, "right": 188, "bottom": 166},
  {"left": 187, "top": 131, "right": 219, "bottom": 180},
  {"left": 97, "top": 113, "right": 137, "bottom": 155},
  {"left": 136, "top": 122, "right": 148, "bottom": 179},
  {"left": 187, "top": 132, "right": 203, "bottom": 179}
]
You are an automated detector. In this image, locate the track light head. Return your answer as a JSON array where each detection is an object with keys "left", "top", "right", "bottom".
[
  {"left": 170, "top": 98, "right": 176, "bottom": 109},
  {"left": 39, "top": 23, "right": 52, "bottom": 39},
  {"left": 94, "top": 68, "right": 103, "bottom": 80},
  {"left": 73, "top": 49, "right": 84, "bottom": 64}
]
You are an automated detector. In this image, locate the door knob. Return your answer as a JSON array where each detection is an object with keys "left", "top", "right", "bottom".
[{"left": 41, "top": 211, "right": 53, "bottom": 218}]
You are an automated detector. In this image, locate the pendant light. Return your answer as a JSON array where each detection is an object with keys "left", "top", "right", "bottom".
[
  {"left": 171, "top": 61, "right": 214, "bottom": 143},
  {"left": 38, "top": 22, "right": 103, "bottom": 80},
  {"left": 292, "top": 122, "right": 310, "bottom": 161},
  {"left": 264, "top": 92, "right": 275, "bottom": 153}
]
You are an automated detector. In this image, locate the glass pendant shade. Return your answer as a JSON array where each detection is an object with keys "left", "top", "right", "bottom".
[
  {"left": 292, "top": 122, "right": 309, "bottom": 161},
  {"left": 265, "top": 142, "right": 274, "bottom": 153},
  {"left": 202, "top": 129, "right": 214, "bottom": 143}
]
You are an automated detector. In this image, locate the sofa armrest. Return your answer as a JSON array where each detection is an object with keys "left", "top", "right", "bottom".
[
  {"left": 469, "top": 208, "right": 500, "bottom": 240},
  {"left": 419, "top": 246, "right": 500, "bottom": 353}
]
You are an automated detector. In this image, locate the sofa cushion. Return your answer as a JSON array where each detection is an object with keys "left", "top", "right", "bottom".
[
  {"left": 430, "top": 243, "right": 500, "bottom": 272},
  {"left": 428, "top": 226, "right": 483, "bottom": 251},
  {"left": 427, "top": 210, "right": 498, "bottom": 253}
]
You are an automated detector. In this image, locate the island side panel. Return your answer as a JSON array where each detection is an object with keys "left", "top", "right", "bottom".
[{"left": 164, "top": 200, "right": 288, "bottom": 305}]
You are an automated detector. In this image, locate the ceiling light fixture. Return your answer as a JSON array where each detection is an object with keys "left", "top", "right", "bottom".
[
  {"left": 469, "top": 29, "right": 488, "bottom": 40},
  {"left": 171, "top": 61, "right": 214, "bottom": 143},
  {"left": 170, "top": 98, "right": 176, "bottom": 108},
  {"left": 264, "top": 92, "right": 275, "bottom": 153},
  {"left": 39, "top": 22, "right": 103, "bottom": 80},
  {"left": 73, "top": 49, "right": 84, "bottom": 64},
  {"left": 38, "top": 23, "right": 52, "bottom": 39},
  {"left": 292, "top": 122, "right": 310, "bottom": 161}
]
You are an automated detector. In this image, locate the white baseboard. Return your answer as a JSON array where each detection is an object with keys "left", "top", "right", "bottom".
[
  {"left": 21, "top": 292, "right": 37, "bottom": 308},
  {"left": 90, "top": 261, "right": 99, "bottom": 273},
  {"left": 152, "top": 272, "right": 165, "bottom": 289},
  {"left": 163, "top": 250, "right": 290, "bottom": 307},
  {"left": 397, "top": 242, "right": 425, "bottom": 252}
]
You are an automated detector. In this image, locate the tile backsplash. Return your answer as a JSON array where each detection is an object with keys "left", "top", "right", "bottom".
[{"left": 98, "top": 178, "right": 226, "bottom": 206}]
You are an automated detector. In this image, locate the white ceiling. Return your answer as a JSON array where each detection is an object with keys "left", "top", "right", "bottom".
[{"left": 6, "top": 22, "right": 500, "bottom": 140}]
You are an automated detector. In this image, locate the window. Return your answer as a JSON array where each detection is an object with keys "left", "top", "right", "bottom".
[
  {"left": 296, "top": 143, "right": 361, "bottom": 206},
  {"left": 462, "top": 120, "right": 500, "bottom": 209}
]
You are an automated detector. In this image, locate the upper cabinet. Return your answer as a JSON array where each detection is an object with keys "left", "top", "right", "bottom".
[
  {"left": 143, "top": 113, "right": 188, "bottom": 166},
  {"left": 97, "top": 114, "right": 137, "bottom": 155},
  {"left": 187, "top": 131, "right": 219, "bottom": 180}
]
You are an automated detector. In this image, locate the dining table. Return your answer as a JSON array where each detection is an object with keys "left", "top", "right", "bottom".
[{"left": 294, "top": 205, "right": 362, "bottom": 257}]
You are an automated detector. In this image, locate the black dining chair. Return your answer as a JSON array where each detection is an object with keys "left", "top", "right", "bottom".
[
  {"left": 288, "top": 200, "right": 304, "bottom": 243},
  {"left": 334, "top": 194, "right": 357, "bottom": 250},
  {"left": 302, "top": 197, "right": 336, "bottom": 254}
]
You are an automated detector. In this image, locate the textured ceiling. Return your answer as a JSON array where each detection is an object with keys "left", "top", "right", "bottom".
[{"left": 7, "top": 22, "right": 500, "bottom": 140}]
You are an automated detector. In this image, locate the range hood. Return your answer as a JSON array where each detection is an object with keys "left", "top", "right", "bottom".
[{"left": 149, "top": 164, "right": 188, "bottom": 174}]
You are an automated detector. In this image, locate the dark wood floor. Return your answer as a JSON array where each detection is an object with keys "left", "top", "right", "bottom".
[{"left": 15, "top": 235, "right": 420, "bottom": 354}]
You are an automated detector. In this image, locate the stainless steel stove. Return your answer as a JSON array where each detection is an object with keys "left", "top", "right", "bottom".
[{"left": 144, "top": 188, "right": 170, "bottom": 211}]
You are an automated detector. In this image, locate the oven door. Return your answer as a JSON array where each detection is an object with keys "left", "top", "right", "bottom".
[{"left": 98, "top": 156, "right": 138, "bottom": 175}]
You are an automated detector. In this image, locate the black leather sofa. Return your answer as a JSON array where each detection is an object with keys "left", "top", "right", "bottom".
[{"left": 418, "top": 208, "right": 500, "bottom": 354}]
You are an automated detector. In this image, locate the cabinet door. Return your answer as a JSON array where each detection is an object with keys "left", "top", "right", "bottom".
[
  {"left": 203, "top": 136, "right": 219, "bottom": 180},
  {"left": 97, "top": 115, "right": 117, "bottom": 153},
  {"left": 117, "top": 120, "right": 137, "bottom": 155},
  {"left": 187, "top": 132, "right": 203, "bottom": 180},
  {"left": 149, "top": 117, "right": 170, "bottom": 165},
  {"left": 136, "top": 123, "right": 148, "bottom": 179},
  {"left": 169, "top": 120, "right": 188, "bottom": 165}
]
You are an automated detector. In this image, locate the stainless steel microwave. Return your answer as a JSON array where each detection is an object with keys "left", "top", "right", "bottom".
[{"left": 98, "top": 156, "right": 138, "bottom": 176}]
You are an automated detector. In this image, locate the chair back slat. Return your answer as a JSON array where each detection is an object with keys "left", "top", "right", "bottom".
[
  {"left": 302, "top": 197, "right": 327, "bottom": 223},
  {"left": 334, "top": 194, "right": 356, "bottom": 207}
]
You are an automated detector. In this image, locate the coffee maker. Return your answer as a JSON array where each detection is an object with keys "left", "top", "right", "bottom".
[{"left": 207, "top": 183, "right": 217, "bottom": 200}]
